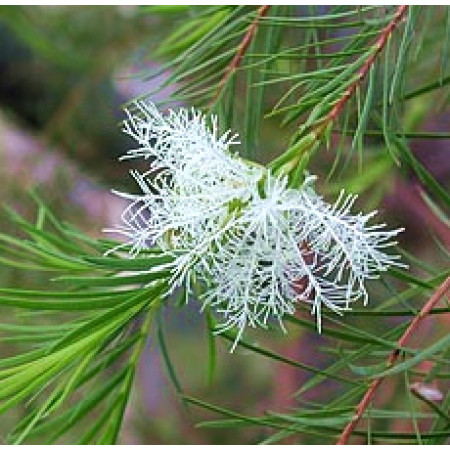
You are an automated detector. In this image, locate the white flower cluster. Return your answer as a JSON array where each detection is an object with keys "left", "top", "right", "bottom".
[{"left": 108, "top": 101, "right": 404, "bottom": 350}]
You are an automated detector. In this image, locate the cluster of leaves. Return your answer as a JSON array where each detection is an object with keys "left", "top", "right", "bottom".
[
  {"left": 143, "top": 6, "right": 450, "bottom": 174},
  {"left": 0, "top": 198, "right": 170, "bottom": 443},
  {"left": 0, "top": 4, "right": 449, "bottom": 445},
  {"left": 190, "top": 267, "right": 450, "bottom": 444}
]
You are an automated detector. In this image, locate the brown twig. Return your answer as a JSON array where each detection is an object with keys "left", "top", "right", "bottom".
[
  {"left": 211, "top": 5, "right": 270, "bottom": 105},
  {"left": 327, "top": 5, "right": 408, "bottom": 122},
  {"left": 336, "top": 276, "right": 450, "bottom": 445}
]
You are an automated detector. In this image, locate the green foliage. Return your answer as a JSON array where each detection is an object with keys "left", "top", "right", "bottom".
[
  {"left": 143, "top": 5, "right": 450, "bottom": 171},
  {"left": 0, "top": 200, "right": 169, "bottom": 443},
  {"left": 0, "top": 4, "right": 449, "bottom": 445}
]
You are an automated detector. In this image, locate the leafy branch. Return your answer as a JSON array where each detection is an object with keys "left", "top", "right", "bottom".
[
  {"left": 274, "top": 5, "right": 410, "bottom": 179},
  {"left": 0, "top": 200, "right": 169, "bottom": 443},
  {"left": 326, "top": 5, "right": 408, "bottom": 123},
  {"left": 337, "top": 276, "right": 450, "bottom": 444},
  {"left": 211, "top": 5, "right": 270, "bottom": 105}
]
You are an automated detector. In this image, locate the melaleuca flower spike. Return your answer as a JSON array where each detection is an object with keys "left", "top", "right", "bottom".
[{"left": 108, "top": 101, "right": 405, "bottom": 350}]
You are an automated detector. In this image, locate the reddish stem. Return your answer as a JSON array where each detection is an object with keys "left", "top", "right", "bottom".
[
  {"left": 328, "top": 5, "right": 408, "bottom": 122},
  {"left": 211, "top": 5, "right": 270, "bottom": 104},
  {"left": 336, "top": 276, "right": 450, "bottom": 445}
]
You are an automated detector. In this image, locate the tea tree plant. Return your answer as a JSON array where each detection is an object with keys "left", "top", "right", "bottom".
[{"left": 0, "top": 5, "right": 449, "bottom": 444}]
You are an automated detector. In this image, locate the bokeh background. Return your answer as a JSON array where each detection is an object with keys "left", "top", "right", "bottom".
[{"left": 0, "top": 5, "right": 448, "bottom": 444}]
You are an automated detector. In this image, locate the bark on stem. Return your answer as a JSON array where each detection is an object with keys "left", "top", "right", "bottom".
[
  {"left": 336, "top": 276, "right": 450, "bottom": 445},
  {"left": 211, "top": 6, "right": 270, "bottom": 105},
  {"left": 327, "top": 5, "right": 408, "bottom": 122}
]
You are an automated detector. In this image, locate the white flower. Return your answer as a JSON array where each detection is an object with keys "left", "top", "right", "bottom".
[
  {"left": 108, "top": 101, "right": 404, "bottom": 350},
  {"left": 200, "top": 174, "right": 404, "bottom": 349},
  {"left": 107, "top": 101, "right": 263, "bottom": 284},
  {"left": 200, "top": 175, "right": 312, "bottom": 349},
  {"left": 294, "top": 183, "right": 404, "bottom": 310}
]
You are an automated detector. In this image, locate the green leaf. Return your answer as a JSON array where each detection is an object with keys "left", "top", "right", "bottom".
[
  {"left": 373, "top": 334, "right": 450, "bottom": 378},
  {"left": 219, "top": 331, "right": 363, "bottom": 387},
  {"left": 156, "top": 8, "right": 231, "bottom": 57},
  {"left": 156, "top": 312, "right": 184, "bottom": 396}
]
